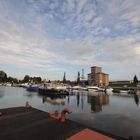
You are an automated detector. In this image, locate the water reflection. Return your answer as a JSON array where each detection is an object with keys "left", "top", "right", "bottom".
[
  {"left": 88, "top": 94, "right": 109, "bottom": 113},
  {"left": 40, "top": 92, "right": 110, "bottom": 113},
  {"left": 42, "top": 96, "right": 66, "bottom": 105},
  {"left": 1, "top": 87, "right": 140, "bottom": 137},
  {"left": 76, "top": 93, "right": 80, "bottom": 107},
  {"left": 0, "top": 90, "right": 4, "bottom": 98},
  {"left": 0, "top": 87, "right": 5, "bottom": 98},
  {"left": 67, "top": 94, "right": 70, "bottom": 104},
  {"left": 134, "top": 93, "right": 139, "bottom": 106},
  {"left": 81, "top": 93, "right": 84, "bottom": 110},
  {"left": 75, "top": 93, "right": 84, "bottom": 110}
]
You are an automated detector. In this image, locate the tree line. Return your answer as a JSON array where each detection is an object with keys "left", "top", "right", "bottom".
[
  {"left": 0, "top": 70, "right": 139, "bottom": 86},
  {"left": 0, "top": 70, "right": 42, "bottom": 84}
]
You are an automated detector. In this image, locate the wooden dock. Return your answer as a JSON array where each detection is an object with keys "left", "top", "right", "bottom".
[{"left": 0, "top": 107, "right": 126, "bottom": 140}]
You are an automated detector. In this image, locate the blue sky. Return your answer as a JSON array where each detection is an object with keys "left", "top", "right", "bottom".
[{"left": 0, "top": 0, "right": 140, "bottom": 81}]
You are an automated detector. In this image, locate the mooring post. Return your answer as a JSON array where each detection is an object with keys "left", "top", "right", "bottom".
[{"left": 25, "top": 101, "right": 32, "bottom": 108}]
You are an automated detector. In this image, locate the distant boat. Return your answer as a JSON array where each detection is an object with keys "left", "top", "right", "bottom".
[
  {"left": 20, "top": 83, "right": 29, "bottom": 88},
  {"left": 26, "top": 85, "right": 39, "bottom": 92},
  {"left": 87, "top": 86, "right": 104, "bottom": 92},
  {"left": 5, "top": 83, "right": 12, "bottom": 87},
  {"left": 113, "top": 91, "right": 133, "bottom": 97},
  {"left": 106, "top": 87, "right": 113, "bottom": 95},
  {"left": 119, "top": 90, "right": 129, "bottom": 96},
  {"left": 71, "top": 86, "right": 88, "bottom": 93}
]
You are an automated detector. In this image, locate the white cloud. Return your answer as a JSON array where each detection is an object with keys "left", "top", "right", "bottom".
[
  {"left": 0, "top": 0, "right": 140, "bottom": 80},
  {"left": 134, "top": 47, "right": 140, "bottom": 55}
]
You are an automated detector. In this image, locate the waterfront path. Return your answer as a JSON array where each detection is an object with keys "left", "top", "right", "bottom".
[{"left": 0, "top": 107, "right": 125, "bottom": 140}]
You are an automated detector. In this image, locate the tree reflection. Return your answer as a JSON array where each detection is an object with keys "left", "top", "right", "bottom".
[
  {"left": 76, "top": 93, "right": 80, "bottom": 107},
  {"left": 134, "top": 92, "right": 139, "bottom": 106}
]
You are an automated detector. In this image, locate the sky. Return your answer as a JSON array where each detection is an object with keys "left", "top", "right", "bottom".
[{"left": 0, "top": 0, "right": 140, "bottom": 81}]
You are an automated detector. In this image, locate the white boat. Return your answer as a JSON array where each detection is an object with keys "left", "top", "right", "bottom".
[
  {"left": 55, "top": 86, "right": 67, "bottom": 90},
  {"left": 71, "top": 86, "right": 87, "bottom": 93},
  {"left": 20, "top": 83, "right": 29, "bottom": 88},
  {"left": 106, "top": 87, "right": 113, "bottom": 95},
  {"left": 55, "top": 86, "right": 69, "bottom": 92},
  {"left": 6, "top": 83, "right": 12, "bottom": 87},
  {"left": 119, "top": 90, "right": 129, "bottom": 96},
  {"left": 88, "top": 86, "right": 103, "bottom": 92}
]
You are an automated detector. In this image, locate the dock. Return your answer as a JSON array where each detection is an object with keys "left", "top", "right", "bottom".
[{"left": 0, "top": 107, "right": 126, "bottom": 140}]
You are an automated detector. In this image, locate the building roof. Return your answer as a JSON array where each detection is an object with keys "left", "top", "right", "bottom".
[
  {"left": 88, "top": 72, "right": 109, "bottom": 75},
  {"left": 91, "top": 66, "right": 101, "bottom": 68},
  {"left": 96, "top": 72, "right": 109, "bottom": 75}
]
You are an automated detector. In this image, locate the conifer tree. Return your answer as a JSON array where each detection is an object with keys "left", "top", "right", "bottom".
[
  {"left": 77, "top": 72, "right": 80, "bottom": 84},
  {"left": 63, "top": 72, "right": 66, "bottom": 83},
  {"left": 133, "top": 75, "right": 138, "bottom": 86}
]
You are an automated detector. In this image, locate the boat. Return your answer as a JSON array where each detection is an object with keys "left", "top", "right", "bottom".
[
  {"left": 119, "top": 90, "right": 128, "bottom": 96},
  {"left": 71, "top": 86, "right": 88, "bottom": 93},
  {"left": 55, "top": 86, "right": 68, "bottom": 91},
  {"left": 6, "top": 83, "right": 12, "bottom": 86},
  {"left": 20, "top": 83, "right": 29, "bottom": 88},
  {"left": 105, "top": 87, "right": 113, "bottom": 95},
  {"left": 26, "top": 85, "right": 39, "bottom": 92},
  {"left": 113, "top": 90, "right": 129, "bottom": 96},
  {"left": 38, "top": 87, "right": 69, "bottom": 96},
  {"left": 87, "top": 86, "right": 104, "bottom": 92}
]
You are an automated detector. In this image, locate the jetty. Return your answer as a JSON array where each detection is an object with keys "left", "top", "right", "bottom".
[{"left": 0, "top": 107, "right": 126, "bottom": 140}]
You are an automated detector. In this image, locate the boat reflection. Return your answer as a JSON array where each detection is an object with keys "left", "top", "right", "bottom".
[
  {"left": 42, "top": 96, "right": 66, "bottom": 105},
  {"left": 41, "top": 92, "right": 110, "bottom": 113},
  {"left": 88, "top": 94, "right": 109, "bottom": 113}
]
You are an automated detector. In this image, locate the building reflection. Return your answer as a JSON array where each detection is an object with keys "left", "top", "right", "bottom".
[{"left": 88, "top": 94, "right": 109, "bottom": 113}]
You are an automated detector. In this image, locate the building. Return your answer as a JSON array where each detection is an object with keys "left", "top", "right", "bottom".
[{"left": 88, "top": 66, "right": 109, "bottom": 86}]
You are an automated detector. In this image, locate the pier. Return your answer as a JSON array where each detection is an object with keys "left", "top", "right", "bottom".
[{"left": 0, "top": 107, "right": 126, "bottom": 140}]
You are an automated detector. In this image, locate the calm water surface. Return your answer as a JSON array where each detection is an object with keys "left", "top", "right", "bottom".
[{"left": 0, "top": 86, "right": 140, "bottom": 138}]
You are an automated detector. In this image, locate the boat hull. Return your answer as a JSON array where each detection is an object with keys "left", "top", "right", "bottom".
[
  {"left": 26, "top": 86, "right": 39, "bottom": 92},
  {"left": 38, "top": 88, "right": 69, "bottom": 96}
]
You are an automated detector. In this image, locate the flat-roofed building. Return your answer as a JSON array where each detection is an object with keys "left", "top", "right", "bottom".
[{"left": 88, "top": 66, "right": 109, "bottom": 86}]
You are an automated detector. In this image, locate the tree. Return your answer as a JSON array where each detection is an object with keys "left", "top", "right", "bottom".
[
  {"left": 77, "top": 72, "right": 80, "bottom": 84},
  {"left": 0, "top": 70, "right": 7, "bottom": 82},
  {"left": 23, "top": 75, "right": 30, "bottom": 83},
  {"left": 32, "top": 77, "right": 42, "bottom": 83},
  {"left": 63, "top": 72, "right": 66, "bottom": 83},
  {"left": 133, "top": 75, "right": 138, "bottom": 86},
  {"left": 7, "top": 77, "right": 18, "bottom": 84}
]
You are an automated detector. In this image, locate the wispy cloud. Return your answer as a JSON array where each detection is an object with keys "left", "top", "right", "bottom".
[{"left": 0, "top": 0, "right": 140, "bottom": 80}]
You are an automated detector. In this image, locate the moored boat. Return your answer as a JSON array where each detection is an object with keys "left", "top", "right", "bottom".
[
  {"left": 38, "top": 87, "right": 69, "bottom": 96},
  {"left": 26, "top": 85, "right": 39, "bottom": 92},
  {"left": 71, "top": 86, "right": 88, "bottom": 93},
  {"left": 88, "top": 86, "right": 104, "bottom": 92}
]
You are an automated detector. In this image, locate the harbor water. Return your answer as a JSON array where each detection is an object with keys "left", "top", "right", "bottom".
[{"left": 0, "top": 86, "right": 140, "bottom": 138}]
